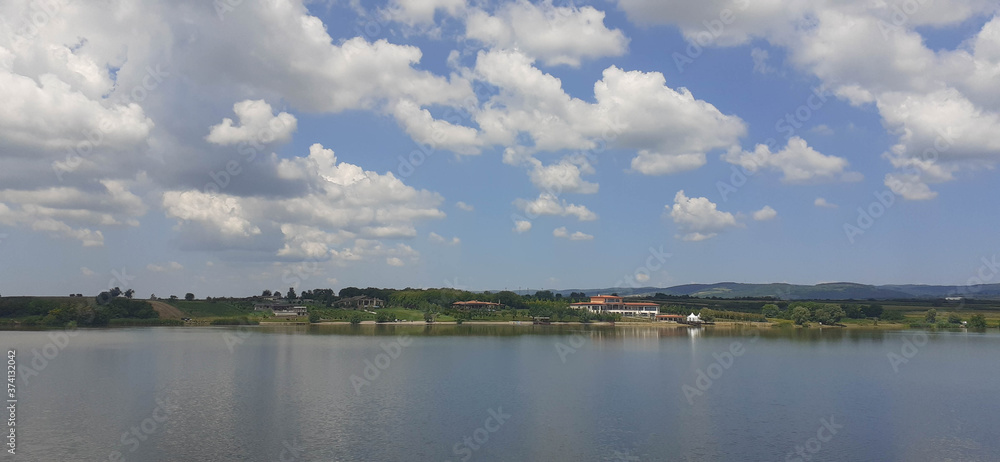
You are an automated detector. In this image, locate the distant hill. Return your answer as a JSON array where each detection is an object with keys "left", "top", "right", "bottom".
[{"left": 525, "top": 282, "right": 1000, "bottom": 300}]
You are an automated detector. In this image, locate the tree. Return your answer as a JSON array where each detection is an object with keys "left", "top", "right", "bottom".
[
  {"left": 925, "top": 309, "right": 937, "bottom": 323},
  {"left": 761, "top": 304, "right": 780, "bottom": 318},
  {"left": 862, "top": 304, "right": 884, "bottom": 318},
  {"left": 124, "top": 289, "right": 134, "bottom": 299},
  {"left": 185, "top": 293, "right": 195, "bottom": 301},
  {"left": 110, "top": 287, "right": 123, "bottom": 297},
  {"left": 881, "top": 310, "right": 905, "bottom": 321},
  {"left": 287, "top": 287, "right": 297, "bottom": 300},
  {"left": 273, "top": 291, "right": 282, "bottom": 299},
  {"left": 424, "top": 311, "right": 433, "bottom": 323},
  {"left": 262, "top": 289, "right": 272, "bottom": 297},
  {"left": 349, "top": 313, "right": 362, "bottom": 325},
  {"left": 968, "top": 314, "right": 987, "bottom": 328},
  {"left": 791, "top": 306, "right": 810, "bottom": 325},
  {"left": 947, "top": 312, "right": 962, "bottom": 324},
  {"left": 375, "top": 311, "right": 393, "bottom": 323},
  {"left": 308, "top": 312, "right": 320, "bottom": 323}
]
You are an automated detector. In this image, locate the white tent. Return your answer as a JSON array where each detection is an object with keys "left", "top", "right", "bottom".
[{"left": 687, "top": 313, "right": 701, "bottom": 322}]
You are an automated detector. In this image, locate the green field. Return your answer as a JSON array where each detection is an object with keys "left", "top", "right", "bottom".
[{"left": 165, "top": 300, "right": 253, "bottom": 318}]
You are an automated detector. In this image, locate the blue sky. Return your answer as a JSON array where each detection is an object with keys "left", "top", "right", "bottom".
[{"left": 1, "top": 0, "right": 999, "bottom": 297}]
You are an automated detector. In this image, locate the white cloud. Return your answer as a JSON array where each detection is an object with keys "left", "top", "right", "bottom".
[
  {"left": 526, "top": 155, "right": 598, "bottom": 194},
  {"left": 429, "top": 232, "right": 460, "bottom": 245},
  {"left": 472, "top": 50, "right": 746, "bottom": 174},
  {"left": 382, "top": 0, "right": 466, "bottom": 27},
  {"left": 514, "top": 193, "right": 597, "bottom": 221},
  {"left": 723, "top": 136, "right": 859, "bottom": 183},
  {"left": 613, "top": 1, "right": 1000, "bottom": 199},
  {"left": 809, "top": 124, "right": 834, "bottom": 135},
  {"left": 147, "top": 261, "right": 183, "bottom": 272},
  {"left": 456, "top": 201, "right": 474, "bottom": 211},
  {"left": 0, "top": 179, "right": 145, "bottom": 247},
  {"left": 386, "top": 256, "right": 405, "bottom": 267},
  {"left": 635, "top": 273, "right": 650, "bottom": 282},
  {"left": 80, "top": 267, "right": 94, "bottom": 276},
  {"left": 553, "top": 226, "right": 594, "bottom": 241},
  {"left": 390, "top": 100, "right": 482, "bottom": 155},
  {"left": 752, "top": 205, "right": 777, "bottom": 221},
  {"left": 751, "top": 47, "right": 774, "bottom": 74},
  {"left": 466, "top": 1, "right": 629, "bottom": 67},
  {"left": 513, "top": 220, "right": 532, "bottom": 233},
  {"left": 814, "top": 197, "right": 838, "bottom": 208},
  {"left": 206, "top": 100, "right": 297, "bottom": 146},
  {"left": 669, "top": 190, "right": 740, "bottom": 241},
  {"left": 162, "top": 143, "right": 444, "bottom": 261}
]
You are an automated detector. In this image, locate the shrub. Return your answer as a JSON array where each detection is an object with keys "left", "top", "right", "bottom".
[
  {"left": 968, "top": 314, "right": 987, "bottom": 328},
  {"left": 308, "top": 312, "right": 320, "bottom": 323},
  {"left": 880, "top": 310, "right": 905, "bottom": 321},
  {"left": 349, "top": 313, "right": 362, "bottom": 325}
]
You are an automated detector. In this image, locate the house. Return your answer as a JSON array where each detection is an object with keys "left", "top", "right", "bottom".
[
  {"left": 569, "top": 295, "right": 660, "bottom": 318},
  {"left": 686, "top": 313, "right": 702, "bottom": 323},
  {"left": 254, "top": 302, "right": 307, "bottom": 317},
  {"left": 335, "top": 296, "right": 384, "bottom": 310},
  {"left": 656, "top": 314, "right": 685, "bottom": 322},
  {"left": 452, "top": 300, "right": 502, "bottom": 311}
]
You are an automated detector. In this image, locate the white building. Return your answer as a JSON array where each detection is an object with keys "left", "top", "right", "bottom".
[
  {"left": 687, "top": 313, "right": 701, "bottom": 323},
  {"left": 569, "top": 295, "right": 660, "bottom": 318}
]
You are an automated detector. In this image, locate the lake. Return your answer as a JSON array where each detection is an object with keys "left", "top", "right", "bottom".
[{"left": 5, "top": 324, "right": 999, "bottom": 461}]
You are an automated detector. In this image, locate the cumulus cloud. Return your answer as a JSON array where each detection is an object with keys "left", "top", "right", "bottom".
[
  {"left": 723, "top": 136, "right": 859, "bottom": 183},
  {"left": 382, "top": 0, "right": 466, "bottom": 27},
  {"left": 553, "top": 226, "right": 594, "bottom": 241},
  {"left": 429, "top": 232, "right": 460, "bottom": 245},
  {"left": 814, "top": 197, "right": 838, "bottom": 208},
  {"left": 613, "top": 0, "right": 1000, "bottom": 199},
  {"left": 514, "top": 193, "right": 597, "bottom": 221},
  {"left": 751, "top": 47, "right": 774, "bottom": 74},
  {"left": 456, "top": 201, "right": 474, "bottom": 211},
  {"left": 386, "top": 257, "right": 406, "bottom": 267},
  {"left": 526, "top": 155, "right": 598, "bottom": 194},
  {"left": 472, "top": 50, "right": 746, "bottom": 174},
  {"left": 206, "top": 100, "right": 297, "bottom": 146},
  {"left": 162, "top": 143, "right": 444, "bottom": 261},
  {"left": 80, "top": 267, "right": 95, "bottom": 276},
  {"left": 513, "top": 220, "right": 532, "bottom": 233},
  {"left": 752, "top": 205, "right": 777, "bottom": 221},
  {"left": 466, "top": 0, "right": 629, "bottom": 67},
  {"left": 669, "top": 190, "right": 741, "bottom": 241}
]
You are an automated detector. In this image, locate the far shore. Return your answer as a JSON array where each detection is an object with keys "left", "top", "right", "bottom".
[{"left": 244, "top": 319, "right": 917, "bottom": 330}]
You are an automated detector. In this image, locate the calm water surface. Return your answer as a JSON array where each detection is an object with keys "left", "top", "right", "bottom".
[{"left": 5, "top": 325, "right": 999, "bottom": 461}]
